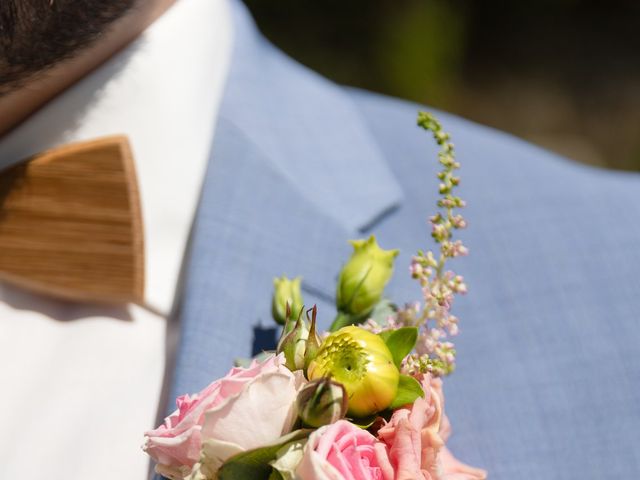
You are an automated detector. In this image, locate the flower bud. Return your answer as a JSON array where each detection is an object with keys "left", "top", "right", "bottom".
[
  {"left": 336, "top": 236, "right": 399, "bottom": 319},
  {"left": 277, "top": 305, "right": 323, "bottom": 373},
  {"left": 277, "top": 309, "right": 309, "bottom": 371},
  {"left": 272, "top": 276, "right": 304, "bottom": 326},
  {"left": 296, "top": 378, "right": 348, "bottom": 428},
  {"left": 304, "top": 305, "right": 322, "bottom": 371},
  {"left": 308, "top": 326, "right": 399, "bottom": 417}
]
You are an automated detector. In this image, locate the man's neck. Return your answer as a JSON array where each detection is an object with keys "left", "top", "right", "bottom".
[{"left": 0, "top": 0, "right": 176, "bottom": 137}]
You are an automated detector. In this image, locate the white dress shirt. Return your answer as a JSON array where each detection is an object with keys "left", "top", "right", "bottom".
[{"left": 0, "top": 0, "right": 232, "bottom": 478}]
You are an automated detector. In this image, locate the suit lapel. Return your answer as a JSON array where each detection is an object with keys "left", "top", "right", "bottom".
[
  {"left": 165, "top": 0, "right": 404, "bottom": 402},
  {"left": 219, "top": 0, "right": 403, "bottom": 232}
]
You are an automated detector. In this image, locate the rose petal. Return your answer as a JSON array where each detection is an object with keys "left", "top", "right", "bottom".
[
  {"left": 297, "top": 421, "right": 386, "bottom": 480},
  {"left": 201, "top": 371, "right": 299, "bottom": 450},
  {"left": 143, "top": 425, "right": 203, "bottom": 468},
  {"left": 440, "top": 446, "right": 487, "bottom": 480},
  {"left": 143, "top": 353, "right": 297, "bottom": 476},
  {"left": 185, "top": 438, "right": 245, "bottom": 480},
  {"left": 391, "top": 418, "right": 426, "bottom": 480},
  {"left": 374, "top": 442, "right": 394, "bottom": 480}
]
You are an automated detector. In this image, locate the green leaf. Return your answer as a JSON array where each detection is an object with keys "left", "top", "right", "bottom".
[
  {"left": 330, "top": 298, "right": 398, "bottom": 332},
  {"left": 379, "top": 330, "right": 393, "bottom": 343},
  {"left": 268, "top": 470, "right": 285, "bottom": 480},
  {"left": 235, "top": 351, "right": 277, "bottom": 368},
  {"left": 218, "top": 430, "right": 311, "bottom": 480},
  {"left": 380, "top": 327, "right": 418, "bottom": 368},
  {"left": 348, "top": 414, "right": 378, "bottom": 429},
  {"left": 329, "top": 312, "right": 359, "bottom": 331},
  {"left": 234, "top": 357, "right": 253, "bottom": 368},
  {"left": 389, "top": 374, "right": 424, "bottom": 409}
]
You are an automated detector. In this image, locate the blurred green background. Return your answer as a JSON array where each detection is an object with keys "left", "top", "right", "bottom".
[{"left": 244, "top": 0, "right": 640, "bottom": 170}]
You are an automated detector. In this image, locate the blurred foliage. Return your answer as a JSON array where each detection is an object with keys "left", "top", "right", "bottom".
[
  {"left": 244, "top": 0, "right": 640, "bottom": 171},
  {"left": 377, "top": 1, "right": 466, "bottom": 105}
]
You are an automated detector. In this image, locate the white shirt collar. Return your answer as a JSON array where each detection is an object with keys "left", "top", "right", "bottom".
[{"left": 0, "top": 0, "right": 234, "bottom": 315}]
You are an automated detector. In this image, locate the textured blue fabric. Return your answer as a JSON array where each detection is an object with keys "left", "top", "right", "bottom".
[
  {"left": 217, "top": 0, "right": 403, "bottom": 232},
  {"left": 159, "top": 1, "right": 640, "bottom": 479},
  {"left": 349, "top": 91, "right": 640, "bottom": 478}
]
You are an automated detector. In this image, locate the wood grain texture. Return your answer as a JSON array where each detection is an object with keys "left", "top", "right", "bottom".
[{"left": 0, "top": 135, "right": 145, "bottom": 304}]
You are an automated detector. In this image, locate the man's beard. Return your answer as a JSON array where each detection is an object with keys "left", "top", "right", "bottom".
[{"left": 0, "top": 0, "right": 136, "bottom": 96}]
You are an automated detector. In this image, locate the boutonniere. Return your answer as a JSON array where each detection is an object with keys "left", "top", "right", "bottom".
[{"left": 143, "top": 112, "right": 487, "bottom": 480}]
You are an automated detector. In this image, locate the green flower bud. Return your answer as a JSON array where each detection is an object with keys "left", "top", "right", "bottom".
[
  {"left": 297, "top": 378, "right": 348, "bottom": 428},
  {"left": 308, "top": 326, "right": 399, "bottom": 417},
  {"left": 304, "top": 305, "right": 322, "bottom": 371},
  {"left": 277, "top": 309, "right": 309, "bottom": 371},
  {"left": 276, "top": 304, "right": 323, "bottom": 373},
  {"left": 272, "top": 276, "right": 304, "bottom": 326},
  {"left": 336, "top": 236, "right": 399, "bottom": 319}
]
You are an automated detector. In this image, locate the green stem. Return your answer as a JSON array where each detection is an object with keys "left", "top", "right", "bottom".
[{"left": 329, "top": 312, "right": 358, "bottom": 332}]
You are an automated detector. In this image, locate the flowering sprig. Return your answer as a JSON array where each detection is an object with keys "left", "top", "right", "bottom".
[
  {"left": 366, "top": 112, "right": 467, "bottom": 377},
  {"left": 405, "top": 112, "right": 468, "bottom": 376},
  {"left": 272, "top": 112, "right": 467, "bottom": 374}
]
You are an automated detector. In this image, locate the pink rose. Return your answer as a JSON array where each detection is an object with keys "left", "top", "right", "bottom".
[
  {"left": 376, "top": 375, "right": 486, "bottom": 480},
  {"left": 144, "top": 354, "right": 303, "bottom": 480},
  {"left": 296, "top": 419, "right": 390, "bottom": 480}
]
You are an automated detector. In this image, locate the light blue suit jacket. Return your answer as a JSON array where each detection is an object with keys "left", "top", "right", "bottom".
[{"left": 162, "top": 2, "right": 640, "bottom": 478}]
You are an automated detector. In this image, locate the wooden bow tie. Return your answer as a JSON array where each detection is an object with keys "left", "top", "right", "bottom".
[{"left": 0, "top": 136, "right": 144, "bottom": 304}]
